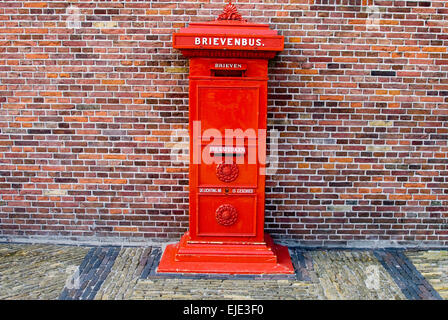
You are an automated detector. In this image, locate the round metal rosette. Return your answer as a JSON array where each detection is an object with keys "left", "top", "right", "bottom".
[
  {"left": 215, "top": 204, "right": 238, "bottom": 227},
  {"left": 216, "top": 164, "right": 239, "bottom": 183}
]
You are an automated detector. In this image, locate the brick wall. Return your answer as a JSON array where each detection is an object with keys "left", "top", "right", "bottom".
[{"left": 1, "top": 0, "right": 447, "bottom": 247}]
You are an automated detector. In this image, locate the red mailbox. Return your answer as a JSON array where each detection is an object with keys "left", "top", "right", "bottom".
[{"left": 157, "top": 2, "right": 294, "bottom": 274}]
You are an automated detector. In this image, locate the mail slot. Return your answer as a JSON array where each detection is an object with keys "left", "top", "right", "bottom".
[{"left": 158, "top": 2, "right": 294, "bottom": 274}]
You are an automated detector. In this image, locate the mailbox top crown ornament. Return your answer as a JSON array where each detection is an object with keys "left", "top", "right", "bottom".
[
  {"left": 172, "top": 1, "right": 284, "bottom": 59},
  {"left": 217, "top": 1, "right": 245, "bottom": 21}
]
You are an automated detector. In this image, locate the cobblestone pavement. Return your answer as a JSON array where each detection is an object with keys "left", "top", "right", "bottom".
[
  {"left": 374, "top": 250, "right": 442, "bottom": 300},
  {"left": 94, "top": 247, "right": 152, "bottom": 300},
  {"left": 405, "top": 250, "right": 448, "bottom": 300},
  {"left": 0, "top": 244, "right": 89, "bottom": 299},
  {"left": 0, "top": 242, "right": 447, "bottom": 300},
  {"left": 309, "top": 250, "right": 405, "bottom": 300}
]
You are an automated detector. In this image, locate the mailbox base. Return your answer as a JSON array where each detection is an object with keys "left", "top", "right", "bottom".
[{"left": 157, "top": 233, "right": 294, "bottom": 274}]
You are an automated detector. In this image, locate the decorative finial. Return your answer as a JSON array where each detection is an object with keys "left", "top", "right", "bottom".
[{"left": 217, "top": 1, "right": 246, "bottom": 21}]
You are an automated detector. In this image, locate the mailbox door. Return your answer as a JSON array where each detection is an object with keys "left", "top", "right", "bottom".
[{"left": 189, "top": 79, "right": 267, "bottom": 243}]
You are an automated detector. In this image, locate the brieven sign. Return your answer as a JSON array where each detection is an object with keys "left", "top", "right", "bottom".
[{"left": 212, "top": 63, "right": 246, "bottom": 71}]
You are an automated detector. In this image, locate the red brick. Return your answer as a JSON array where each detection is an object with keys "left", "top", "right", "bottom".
[
  {"left": 24, "top": 2, "right": 47, "bottom": 7},
  {"left": 26, "top": 54, "right": 49, "bottom": 59}
]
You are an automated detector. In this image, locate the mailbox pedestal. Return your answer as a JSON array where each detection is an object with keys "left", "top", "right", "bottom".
[{"left": 157, "top": 3, "right": 294, "bottom": 274}]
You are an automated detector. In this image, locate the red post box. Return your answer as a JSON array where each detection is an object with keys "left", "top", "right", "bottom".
[{"left": 157, "top": 2, "right": 294, "bottom": 274}]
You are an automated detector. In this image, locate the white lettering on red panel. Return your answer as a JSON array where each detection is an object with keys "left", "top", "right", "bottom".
[
  {"left": 194, "top": 37, "right": 263, "bottom": 47},
  {"left": 232, "top": 188, "right": 254, "bottom": 194},
  {"left": 209, "top": 146, "right": 246, "bottom": 154},
  {"left": 199, "top": 188, "right": 222, "bottom": 193},
  {"left": 214, "top": 63, "right": 243, "bottom": 69}
]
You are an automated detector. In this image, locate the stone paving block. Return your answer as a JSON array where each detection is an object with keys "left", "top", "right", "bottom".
[
  {"left": 59, "top": 246, "right": 120, "bottom": 300},
  {"left": 374, "top": 250, "right": 442, "bottom": 300},
  {"left": 92, "top": 247, "right": 320, "bottom": 300},
  {"left": 405, "top": 250, "right": 448, "bottom": 300},
  {"left": 310, "top": 250, "right": 405, "bottom": 300},
  {"left": 130, "top": 278, "right": 319, "bottom": 300},
  {"left": 0, "top": 243, "right": 445, "bottom": 300},
  {"left": 290, "top": 249, "right": 314, "bottom": 281},
  {"left": 94, "top": 247, "right": 151, "bottom": 300},
  {"left": 118, "top": 248, "right": 404, "bottom": 300},
  {"left": 0, "top": 244, "right": 89, "bottom": 300}
]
